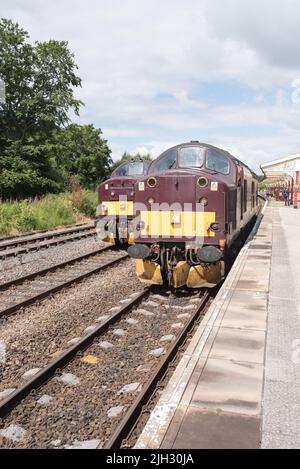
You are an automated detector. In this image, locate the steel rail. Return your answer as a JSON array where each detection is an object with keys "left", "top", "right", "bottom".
[
  {"left": 0, "top": 222, "right": 90, "bottom": 243},
  {"left": 0, "top": 223, "right": 95, "bottom": 249},
  {"left": 105, "top": 289, "right": 210, "bottom": 449},
  {"left": 0, "top": 245, "right": 112, "bottom": 291},
  {"left": 0, "top": 250, "right": 128, "bottom": 319},
  {"left": 0, "top": 289, "right": 149, "bottom": 418},
  {"left": 0, "top": 225, "right": 96, "bottom": 259}
]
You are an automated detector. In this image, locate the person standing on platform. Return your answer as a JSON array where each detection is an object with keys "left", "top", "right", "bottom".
[{"left": 284, "top": 188, "right": 290, "bottom": 206}]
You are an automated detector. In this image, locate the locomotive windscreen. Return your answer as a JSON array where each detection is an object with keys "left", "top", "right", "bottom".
[
  {"left": 178, "top": 146, "right": 205, "bottom": 168},
  {"left": 112, "top": 160, "right": 150, "bottom": 177}
]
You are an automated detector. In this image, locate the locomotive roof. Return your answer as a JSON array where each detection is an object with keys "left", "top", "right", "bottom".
[{"left": 157, "top": 141, "right": 257, "bottom": 179}]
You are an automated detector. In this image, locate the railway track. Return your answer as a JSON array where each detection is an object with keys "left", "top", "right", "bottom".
[
  {"left": 0, "top": 288, "right": 212, "bottom": 449},
  {"left": 105, "top": 289, "right": 211, "bottom": 449},
  {"left": 0, "top": 246, "right": 127, "bottom": 319},
  {"left": 0, "top": 223, "right": 96, "bottom": 260}
]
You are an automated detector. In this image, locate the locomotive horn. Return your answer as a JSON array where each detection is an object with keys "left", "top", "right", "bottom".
[
  {"left": 128, "top": 244, "right": 150, "bottom": 259},
  {"left": 197, "top": 246, "right": 223, "bottom": 263}
]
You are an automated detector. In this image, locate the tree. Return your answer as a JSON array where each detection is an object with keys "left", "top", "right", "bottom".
[
  {"left": 54, "top": 124, "right": 112, "bottom": 189},
  {"left": 110, "top": 151, "right": 152, "bottom": 173},
  {"left": 0, "top": 18, "right": 83, "bottom": 198}
]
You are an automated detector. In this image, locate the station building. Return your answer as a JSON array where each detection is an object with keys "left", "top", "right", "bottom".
[{"left": 261, "top": 153, "right": 300, "bottom": 206}]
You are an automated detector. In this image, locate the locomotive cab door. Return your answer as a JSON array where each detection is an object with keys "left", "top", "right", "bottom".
[{"left": 236, "top": 164, "right": 244, "bottom": 227}]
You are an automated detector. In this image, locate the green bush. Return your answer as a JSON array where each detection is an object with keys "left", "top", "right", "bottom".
[
  {"left": 78, "top": 191, "right": 98, "bottom": 218},
  {"left": 0, "top": 191, "right": 97, "bottom": 236}
]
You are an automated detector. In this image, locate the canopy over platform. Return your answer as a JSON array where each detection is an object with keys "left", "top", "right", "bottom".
[
  {"left": 261, "top": 153, "right": 300, "bottom": 205},
  {"left": 263, "top": 170, "right": 292, "bottom": 188}
]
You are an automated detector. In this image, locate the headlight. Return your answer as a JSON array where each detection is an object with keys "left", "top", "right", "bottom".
[
  {"left": 197, "top": 177, "right": 208, "bottom": 188},
  {"left": 199, "top": 197, "right": 208, "bottom": 206},
  {"left": 210, "top": 222, "right": 220, "bottom": 232},
  {"left": 147, "top": 177, "right": 157, "bottom": 188}
]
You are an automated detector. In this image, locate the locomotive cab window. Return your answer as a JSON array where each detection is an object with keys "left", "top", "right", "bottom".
[
  {"left": 152, "top": 149, "right": 177, "bottom": 172},
  {"left": 112, "top": 160, "right": 150, "bottom": 177},
  {"left": 127, "top": 161, "right": 150, "bottom": 176},
  {"left": 206, "top": 149, "right": 230, "bottom": 175},
  {"left": 113, "top": 163, "right": 129, "bottom": 177},
  {"left": 178, "top": 146, "right": 205, "bottom": 168}
]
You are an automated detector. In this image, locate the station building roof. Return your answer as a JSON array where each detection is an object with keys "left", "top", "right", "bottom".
[{"left": 261, "top": 153, "right": 300, "bottom": 186}]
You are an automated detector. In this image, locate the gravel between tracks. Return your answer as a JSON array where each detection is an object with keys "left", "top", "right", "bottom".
[
  {"left": 0, "top": 236, "right": 106, "bottom": 284},
  {"left": 0, "top": 290, "right": 204, "bottom": 449},
  {"left": 0, "top": 258, "right": 142, "bottom": 393}
]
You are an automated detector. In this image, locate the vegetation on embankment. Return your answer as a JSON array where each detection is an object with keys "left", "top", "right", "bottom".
[{"left": 0, "top": 190, "right": 98, "bottom": 236}]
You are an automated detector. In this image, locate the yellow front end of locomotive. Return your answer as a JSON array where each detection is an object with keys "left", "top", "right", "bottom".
[
  {"left": 135, "top": 259, "right": 224, "bottom": 288},
  {"left": 139, "top": 210, "right": 216, "bottom": 238}
]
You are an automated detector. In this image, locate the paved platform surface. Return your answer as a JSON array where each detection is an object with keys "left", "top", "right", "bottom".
[
  {"left": 261, "top": 202, "right": 300, "bottom": 448},
  {"left": 135, "top": 202, "right": 300, "bottom": 449}
]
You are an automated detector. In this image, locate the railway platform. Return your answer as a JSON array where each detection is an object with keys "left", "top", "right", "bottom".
[{"left": 135, "top": 201, "right": 300, "bottom": 449}]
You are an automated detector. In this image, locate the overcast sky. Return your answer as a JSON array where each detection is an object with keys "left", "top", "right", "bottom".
[{"left": 2, "top": 0, "right": 300, "bottom": 172}]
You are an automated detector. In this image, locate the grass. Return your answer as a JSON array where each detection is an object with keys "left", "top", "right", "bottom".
[{"left": 0, "top": 191, "right": 98, "bottom": 236}]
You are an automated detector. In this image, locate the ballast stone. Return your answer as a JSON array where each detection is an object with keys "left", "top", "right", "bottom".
[
  {"left": 152, "top": 294, "right": 169, "bottom": 302},
  {"left": 57, "top": 373, "right": 80, "bottom": 386},
  {"left": 149, "top": 347, "right": 166, "bottom": 357},
  {"left": 37, "top": 394, "right": 53, "bottom": 406},
  {"left": 171, "top": 322, "right": 184, "bottom": 329},
  {"left": 0, "top": 388, "right": 16, "bottom": 401},
  {"left": 21, "top": 368, "right": 41, "bottom": 380},
  {"left": 136, "top": 309, "right": 154, "bottom": 317},
  {"left": 99, "top": 341, "right": 114, "bottom": 350},
  {"left": 64, "top": 439, "right": 101, "bottom": 449},
  {"left": 126, "top": 318, "right": 139, "bottom": 325},
  {"left": 118, "top": 382, "right": 141, "bottom": 394},
  {"left": 113, "top": 329, "right": 126, "bottom": 337},
  {"left": 95, "top": 315, "right": 109, "bottom": 323},
  {"left": 160, "top": 335, "right": 175, "bottom": 343},
  {"left": 67, "top": 337, "right": 82, "bottom": 346},
  {"left": 177, "top": 313, "right": 191, "bottom": 319},
  {"left": 84, "top": 325, "right": 97, "bottom": 334},
  {"left": 143, "top": 301, "right": 159, "bottom": 308},
  {"left": 0, "top": 424, "right": 27, "bottom": 442},
  {"left": 107, "top": 406, "right": 126, "bottom": 418}
]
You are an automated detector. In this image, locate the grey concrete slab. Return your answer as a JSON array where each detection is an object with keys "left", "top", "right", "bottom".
[
  {"left": 220, "top": 291, "right": 267, "bottom": 331},
  {"left": 235, "top": 276, "right": 269, "bottom": 292},
  {"left": 191, "top": 358, "right": 264, "bottom": 415},
  {"left": 210, "top": 328, "right": 265, "bottom": 364},
  {"left": 171, "top": 409, "right": 260, "bottom": 449}
]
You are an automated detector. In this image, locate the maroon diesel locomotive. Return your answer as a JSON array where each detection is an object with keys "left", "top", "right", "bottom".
[
  {"left": 97, "top": 159, "right": 151, "bottom": 244},
  {"left": 128, "top": 141, "right": 259, "bottom": 288}
]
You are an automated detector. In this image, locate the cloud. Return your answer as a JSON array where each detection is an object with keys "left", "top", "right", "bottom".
[{"left": 1, "top": 0, "right": 300, "bottom": 169}]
